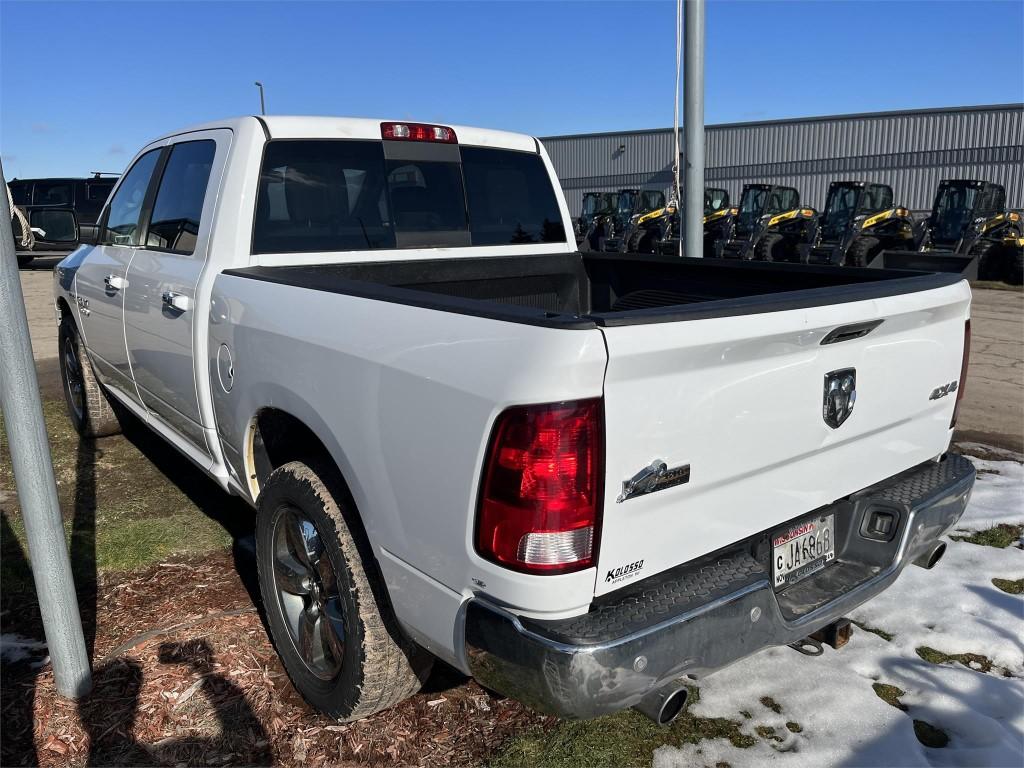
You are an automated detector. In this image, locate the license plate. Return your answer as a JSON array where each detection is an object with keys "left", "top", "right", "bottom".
[{"left": 772, "top": 514, "right": 835, "bottom": 588}]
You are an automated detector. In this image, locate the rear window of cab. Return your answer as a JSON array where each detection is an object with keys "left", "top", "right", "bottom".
[{"left": 252, "top": 140, "right": 566, "bottom": 254}]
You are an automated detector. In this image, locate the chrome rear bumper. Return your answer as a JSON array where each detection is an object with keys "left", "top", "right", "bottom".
[{"left": 465, "top": 454, "right": 975, "bottom": 718}]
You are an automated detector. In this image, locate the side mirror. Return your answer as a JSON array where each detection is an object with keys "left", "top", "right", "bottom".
[{"left": 78, "top": 224, "right": 100, "bottom": 246}]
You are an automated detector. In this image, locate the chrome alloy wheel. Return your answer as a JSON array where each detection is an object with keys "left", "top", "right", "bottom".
[
  {"left": 63, "top": 336, "right": 85, "bottom": 421},
  {"left": 271, "top": 506, "right": 346, "bottom": 680}
]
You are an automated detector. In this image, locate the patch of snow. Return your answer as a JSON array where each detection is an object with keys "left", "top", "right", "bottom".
[
  {"left": 0, "top": 633, "right": 48, "bottom": 666},
  {"left": 654, "top": 458, "right": 1024, "bottom": 768}
]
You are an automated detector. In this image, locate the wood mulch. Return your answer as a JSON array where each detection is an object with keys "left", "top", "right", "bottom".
[{"left": 1, "top": 551, "right": 553, "bottom": 766}]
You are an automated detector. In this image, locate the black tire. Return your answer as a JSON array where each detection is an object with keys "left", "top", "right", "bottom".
[
  {"left": 17, "top": 253, "right": 34, "bottom": 268},
  {"left": 754, "top": 233, "right": 784, "bottom": 262},
  {"left": 58, "top": 317, "right": 122, "bottom": 437},
  {"left": 846, "top": 236, "right": 880, "bottom": 268},
  {"left": 256, "top": 461, "right": 432, "bottom": 721},
  {"left": 969, "top": 239, "right": 1001, "bottom": 281},
  {"left": 1006, "top": 244, "right": 1023, "bottom": 286}
]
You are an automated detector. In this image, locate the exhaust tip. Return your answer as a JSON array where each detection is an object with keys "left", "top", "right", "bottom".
[
  {"left": 913, "top": 541, "right": 947, "bottom": 570},
  {"left": 634, "top": 682, "right": 689, "bottom": 726}
]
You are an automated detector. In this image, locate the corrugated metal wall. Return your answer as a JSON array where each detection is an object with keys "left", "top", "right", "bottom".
[{"left": 542, "top": 104, "right": 1024, "bottom": 214}]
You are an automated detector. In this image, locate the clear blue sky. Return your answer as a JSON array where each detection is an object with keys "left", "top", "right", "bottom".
[{"left": 2, "top": 0, "right": 1022, "bottom": 178}]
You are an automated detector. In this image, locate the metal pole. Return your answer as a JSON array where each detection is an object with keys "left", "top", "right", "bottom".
[
  {"left": 683, "top": 0, "right": 705, "bottom": 259},
  {"left": 0, "top": 162, "right": 92, "bottom": 699},
  {"left": 254, "top": 81, "right": 266, "bottom": 116}
]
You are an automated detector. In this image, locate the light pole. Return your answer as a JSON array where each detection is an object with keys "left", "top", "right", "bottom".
[
  {"left": 1, "top": 162, "right": 92, "bottom": 699},
  {"left": 683, "top": 0, "right": 705, "bottom": 259},
  {"left": 254, "top": 81, "right": 266, "bottom": 116}
]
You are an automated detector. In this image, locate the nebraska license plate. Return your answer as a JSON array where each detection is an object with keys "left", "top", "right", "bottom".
[{"left": 772, "top": 514, "right": 835, "bottom": 588}]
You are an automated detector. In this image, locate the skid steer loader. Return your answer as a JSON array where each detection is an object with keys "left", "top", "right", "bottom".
[
  {"left": 619, "top": 187, "right": 730, "bottom": 255},
  {"left": 717, "top": 184, "right": 810, "bottom": 261},
  {"left": 575, "top": 192, "right": 619, "bottom": 245},
  {"left": 582, "top": 188, "right": 665, "bottom": 252},
  {"left": 904, "top": 180, "right": 1022, "bottom": 283},
  {"left": 799, "top": 181, "right": 915, "bottom": 267}
]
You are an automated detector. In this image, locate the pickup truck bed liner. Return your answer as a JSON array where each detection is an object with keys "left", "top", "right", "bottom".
[{"left": 226, "top": 253, "right": 962, "bottom": 329}]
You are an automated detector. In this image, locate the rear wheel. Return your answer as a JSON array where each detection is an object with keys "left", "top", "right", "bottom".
[
  {"left": 256, "top": 461, "right": 432, "bottom": 720},
  {"left": 58, "top": 318, "right": 122, "bottom": 437},
  {"left": 754, "top": 233, "right": 784, "bottom": 262},
  {"left": 846, "top": 236, "right": 880, "bottom": 268}
]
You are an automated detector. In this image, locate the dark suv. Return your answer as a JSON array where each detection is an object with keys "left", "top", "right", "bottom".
[{"left": 10, "top": 173, "right": 118, "bottom": 266}]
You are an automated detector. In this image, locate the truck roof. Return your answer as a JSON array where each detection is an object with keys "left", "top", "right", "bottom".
[{"left": 155, "top": 115, "right": 539, "bottom": 153}]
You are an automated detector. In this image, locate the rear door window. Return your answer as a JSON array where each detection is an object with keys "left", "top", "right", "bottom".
[{"left": 145, "top": 140, "right": 216, "bottom": 254}]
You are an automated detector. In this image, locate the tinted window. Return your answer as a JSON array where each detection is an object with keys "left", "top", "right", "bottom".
[
  {"left": 462, "top": 147, "right": 565, "bottom": 245},
  {"left": 10, "top": 182, "right": 30, "bottom": 206},
  {"left": 253, "top": 140, "right": 566, "bottom": 254},
  {"left": 146, "top": 140, "right": 216, "bottom": 254},
  {"left": 103, "top": 150, "right": 161, "bottom": 246},
  {"left": 386, "top": 159, "right": 469, "bottom": 247},
  {"left": 33, "top": 182, "right": 72, "bottom": 205},
  {"left": 87, "top": 180, "right": 115, "bottom": 202},
  {"left": 254, "top": 140, "right": 396, "bottom": 254},
  {"left": 31, "top": 209, "right": 77, "bottom": 242}
]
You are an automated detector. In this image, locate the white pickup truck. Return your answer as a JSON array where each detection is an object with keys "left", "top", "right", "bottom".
[{"left": 53, "top": 116, "right": 976, "bottom": 725}]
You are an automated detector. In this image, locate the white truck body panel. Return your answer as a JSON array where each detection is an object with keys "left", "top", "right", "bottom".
[{"left": 596, "top": 281, "right": 970, "bottom": 594}]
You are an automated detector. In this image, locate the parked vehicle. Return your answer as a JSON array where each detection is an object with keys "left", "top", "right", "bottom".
[
  {"left": 55, "top": 116, "right": 975, "bottom": 725},
  {"left": 913, "top": 180, "right": 1023, "bottom": 283},
  {"left": 717, "top": 184, "right": 805, "bottom": 260},
  {"left": 575, "top": 191, "right": 618, "bottom": 244},
  {"left": 800, "top": 181, "right": 915, "bottom": 267},
  {"left": 10, "top": 173, "right": 118, "bottom": 266},
  {"left": 619, "top": 186, "right": 730, "bottom": 255},
  {"left": 585, "top": 187, "right": 665, "bottom": 251}
]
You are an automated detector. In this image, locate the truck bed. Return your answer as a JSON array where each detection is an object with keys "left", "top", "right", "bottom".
[{"left": 227, "top": 253, "right": 962, "bottom": 328}]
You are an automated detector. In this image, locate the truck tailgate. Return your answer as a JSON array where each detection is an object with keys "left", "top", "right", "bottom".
[{"left": 595, "top": 280, "right": 971, "bottom": 596}]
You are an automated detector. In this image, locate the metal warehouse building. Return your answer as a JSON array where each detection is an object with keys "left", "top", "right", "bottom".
[{"left": 541, "top": 103, "right": 1023, "bottom": 215}]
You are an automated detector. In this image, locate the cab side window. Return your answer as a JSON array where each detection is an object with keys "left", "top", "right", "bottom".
[
  {"left": 146, "top": 140, "right": 216, "bottom": 255},
  {"left": 102, "top": 150, "right": 162, "bottom": 246}
]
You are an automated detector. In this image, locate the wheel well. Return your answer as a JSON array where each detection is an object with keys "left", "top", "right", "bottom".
[
  {"left": 56, "top": 296, "right": 73, "bottom": 325},
  {"left": 248, "top": 408, "right": 335, "bottom": 498}
]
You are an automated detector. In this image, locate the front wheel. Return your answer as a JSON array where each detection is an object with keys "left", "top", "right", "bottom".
[
  {"left": 58, "top": 318, "right": 122, "bottom": 437},
  {"left": 846, "top": 236, "right": 880, "bottom": 268},
  {"left": 256, "top": 461, "right": 432, "bottom": 720},
  {"left": 754, "top": 233, "right": 784, "bottom": 262}
]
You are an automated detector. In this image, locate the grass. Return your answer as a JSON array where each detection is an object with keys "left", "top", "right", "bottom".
[
  {"left": 916, "top": 646, "right": 1000, "bottom": 674},
  {"left": 1, "top": 399, "right": 245, "bottom": 604},
  {"left": 872, "top": 682, "right": 908, "bottom": 711},
  {"left": 872, "top": 683, "right": 949, "bottom": 749},
  {"left": 759, "top": 696, "right": 782, "bottom": 714},
  {"left": 992, "top": 578, "right": 1023, "bottom": 594},
  {"left": 951, "top": 524, "right": 1024, "bottom": 549},
  {"left": 913, "top": 720, "right": 949, "bottom": 749},
  {"left": 852, "top": 621, "right": 895, "bottom": 642},
  {"left": 489, "top": 687, "right": 755, "bottom": 768}
]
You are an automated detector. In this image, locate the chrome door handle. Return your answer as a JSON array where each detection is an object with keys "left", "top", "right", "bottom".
[
  {"left": 104, "top": 274, "right": 127, "bottom": 290},
  {"left": 162, "top": 291, "right": 192, "bottom": 312}
]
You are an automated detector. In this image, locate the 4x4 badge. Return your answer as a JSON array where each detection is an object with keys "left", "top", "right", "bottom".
[{"left": 823, "top": 368, "right": 856, "bottom": 429}]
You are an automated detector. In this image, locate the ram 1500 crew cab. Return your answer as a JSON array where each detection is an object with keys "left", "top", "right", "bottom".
[{"left": 54, "top": 116, "right": 975, "bottom": 724}]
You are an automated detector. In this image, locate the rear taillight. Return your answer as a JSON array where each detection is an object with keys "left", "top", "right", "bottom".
[
  {"left": 476, "top": 399, "right": 603, "bottom": 575},
  {"left": 951, "top": 319, "right": 971, "bottom": 428},
  {"left": 380, "top": 122, "right": 457, "bottom": 143}
]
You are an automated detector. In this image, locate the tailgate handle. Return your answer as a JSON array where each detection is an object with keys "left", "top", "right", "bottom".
[{"left": 821, "top": 319, "right": 883, "bottom": 345}]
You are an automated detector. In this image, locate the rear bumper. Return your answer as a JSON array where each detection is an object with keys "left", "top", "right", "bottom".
[{"left": 465, "top": 454, "right": 975, "bottom": 718}]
